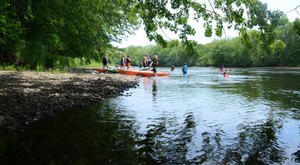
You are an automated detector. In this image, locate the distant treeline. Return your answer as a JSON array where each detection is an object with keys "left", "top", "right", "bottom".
[{"left": 123, "top": 19, "right": 300, "bottom": 68}]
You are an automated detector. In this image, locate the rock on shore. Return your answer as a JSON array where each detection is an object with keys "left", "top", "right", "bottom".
[{"left": 0, "top": 70, "right": 138, "bottom": 131}]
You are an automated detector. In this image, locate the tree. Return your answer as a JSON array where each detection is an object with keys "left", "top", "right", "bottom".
[
  {"left": 0, "top": 0, "right": 293, "bottom": 68},
  {"left": 0, "top": 1, "right": 23, "bottom": 64},
  {"left": 135, "top": 0, "right": 274, "bottom": 48},
  {"left": 294, "top": 19, "right": 300, "bottom": 36},
  {"left": 1, "top": 0, "right": 139, "bottom": 68}
]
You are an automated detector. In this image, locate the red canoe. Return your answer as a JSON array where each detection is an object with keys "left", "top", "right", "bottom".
[
  {"left": 118, "top": 69, "right": 169, "bottom": 77},
  {"left": 94, "top": 68, "right": 118, "bottom": 73},
  {"left": 94, "top": 68, "right": 107, "bottom": 73}
]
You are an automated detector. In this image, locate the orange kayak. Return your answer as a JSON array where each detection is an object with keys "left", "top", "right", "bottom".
[
  {"left": 118, "top": 69, "right": 169, "bottom": 77},
  {"left": 94, "top": 68, "right": 118, "bottom": 73}
]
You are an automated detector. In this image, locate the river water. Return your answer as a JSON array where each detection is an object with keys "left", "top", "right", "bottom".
[{"left": 1, "top": 67, "right": 300, "bottom": 164}]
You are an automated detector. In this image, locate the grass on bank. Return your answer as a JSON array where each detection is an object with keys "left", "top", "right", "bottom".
[{"left": 0, "top": 57, "right": 104, "bottom": 73}]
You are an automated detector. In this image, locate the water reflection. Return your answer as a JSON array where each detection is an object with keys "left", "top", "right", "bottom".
[
  {"left": 211, "top": 70, "right": 300, "bottom": 119},
  {"left": 152, "top": 78, "right": 157, "bottom": 98},
  {"left": 0, "top": 68, "right": 300, "bottom": 164},
  {"left": 136, "top": 112, "right": 196, "bottom": 164},
  {"left": 141, "top": 77, "right": 158, "bottom": 100},
  {"left": 142, "top": 77, "right": 151, "bottom": 92},
  {"left": 0, "top": 102, "right": 140, "bottom": 164}
]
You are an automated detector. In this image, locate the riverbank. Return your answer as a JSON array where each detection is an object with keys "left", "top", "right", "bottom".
[{"left": 0, "top": 69, "right": 138, "bottom": 132}]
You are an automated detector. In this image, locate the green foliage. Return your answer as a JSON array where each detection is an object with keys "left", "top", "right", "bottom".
[
  {"left": 294, "top": 19, "right": 300, "bottom": 36},
  {"left": 1, "top": 0, "right": 139, "bottom": 69},
  {"left": 1, "top": 0, "right": 300, "bottom": 69},
  {"left": 0, "top": 64, "right": 30, "bottom": 71},
  {"left": 123, "top": 19, "right": 300, "bottom": 67},
  {"left": 0, "top": 0, "right": 23, "bottom": 52},
  {"left": 135, "top": 0, "right": 266, "bottom": 48}
]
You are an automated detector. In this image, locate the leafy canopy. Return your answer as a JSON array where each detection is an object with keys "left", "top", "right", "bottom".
[
  {"left": 134, "top": 0, "right": 272, "bottom": 47},
  {"left": 0, "top": 0, "right": 288, "bottom": 68}
]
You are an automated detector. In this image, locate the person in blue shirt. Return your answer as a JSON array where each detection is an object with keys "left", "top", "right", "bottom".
[{"left": 182, "top": 63, "right": 188, "bottom": 75}]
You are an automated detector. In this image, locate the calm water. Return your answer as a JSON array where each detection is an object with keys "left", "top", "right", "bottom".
[{"left": 1, "top": 67, "right": 300, "bottom": 164}]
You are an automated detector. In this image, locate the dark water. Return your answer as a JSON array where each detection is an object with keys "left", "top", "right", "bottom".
[{"left": 1, "top": 67, "right": 300, "bottom": 164}]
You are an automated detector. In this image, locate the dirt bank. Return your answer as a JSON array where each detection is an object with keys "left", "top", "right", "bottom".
[{"left": 0, "top": 69, "right": 138, "bottom": 131}]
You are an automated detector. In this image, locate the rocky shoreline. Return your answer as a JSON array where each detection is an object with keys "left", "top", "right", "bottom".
[{"left": 0, "top": 69, "right": 138, "bottom": 132}]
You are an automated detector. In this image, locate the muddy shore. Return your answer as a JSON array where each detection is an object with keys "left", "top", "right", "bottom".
[{"left": 0, "top": 69, "right": 138, "bottom": 132}]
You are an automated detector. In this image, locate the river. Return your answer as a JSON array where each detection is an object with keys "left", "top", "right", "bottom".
[{"left": 1, "top": 67, "right": 299, "bottom": 164}]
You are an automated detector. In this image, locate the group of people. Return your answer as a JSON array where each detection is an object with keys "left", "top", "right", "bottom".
[
  {"left": 171, "top": 63, "right": 188, "bottom": 75},
  {"left": 120, "top": 55, "right": 131, "bottom": 69},
  {"left": 103, "top": 53, "right": 227, "bottom": 78},
  {"left": 170, "top": 64, "right": 188, "bottom": 75},
  {"left": 141, "top": 54, "right": 159, "bottom": 73},
  {"left": 101, "top": 53, "right": 132, "bottom": 69},
  {"left": 168, "top": 64, "right": 188, "bottom": 75},
  {"left": 102, "top": 53, "right": 159, "bottom": 73},
  {"left": 220, "top": 64, "right": 229, "bottom": 78}
]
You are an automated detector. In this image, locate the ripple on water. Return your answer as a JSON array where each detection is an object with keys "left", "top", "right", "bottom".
[{"left": 2, "top": 67, "right": 298, "bottom": 164}]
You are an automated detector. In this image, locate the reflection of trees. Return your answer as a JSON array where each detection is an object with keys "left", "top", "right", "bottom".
[
  {"left": 259, "top": 74, "right": 300, "bottom": 114},
  {"left": 232, "top": 116, "right": 285, "bottom": 164},
  {"left": 193, "top": 114, "right": 286, "bottom": 164},
  {"left": 213, "top": 72, "right": 300, "bottom": 119},
  {"left": 197, "top": 129, "right": 224, "bottom": 164},
  {"left": 293, "top": 150, "right": 300, "bottom": 162},
  {"left": 208, "top": 71, "right": 300, "bottom": 163},
  {"left": 137, "top": 112, "right": 196, "bottom": 163},
  {"left": 0, "top": 102, "right": 140, "bottom": 164}
]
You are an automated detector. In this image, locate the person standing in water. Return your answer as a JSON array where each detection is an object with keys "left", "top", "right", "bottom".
[
  {"left": 182, "top": 63, "right": 188, "bottom": 75},
  {"left": 220, "top": 64, "right": 225, "bottom": 72},
  {"left": 150, "top": 54, "right": 159, "bottom": 75},
  {"left": 170, "top": 65, "right": 175, "bottom": 71},
  {"left": 223, "top": 71, "right": 229, "bottom": 78}
]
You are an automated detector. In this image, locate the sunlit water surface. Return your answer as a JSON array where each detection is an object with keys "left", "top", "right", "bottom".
[{"left": 1, "top": 67, "right": 300, "bottom": 164}]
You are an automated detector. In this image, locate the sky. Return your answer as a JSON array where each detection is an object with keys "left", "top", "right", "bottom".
[{"left": 113, "top": 0, "right": 300, "bottom": 48}]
